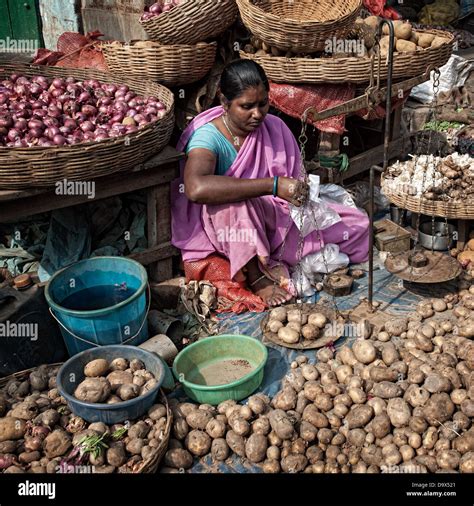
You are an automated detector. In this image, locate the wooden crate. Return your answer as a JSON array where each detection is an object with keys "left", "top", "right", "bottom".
[{"left": 374, "top": 219, "right": 411, "bottom": 253}]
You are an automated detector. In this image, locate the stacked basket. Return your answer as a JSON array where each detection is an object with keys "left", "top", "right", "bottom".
[
  {"left": 103, "top": 0, "right": 238, "bottom": 88},
  {"left": 236, "top": 0, "right": 454, "bottom": 84}
]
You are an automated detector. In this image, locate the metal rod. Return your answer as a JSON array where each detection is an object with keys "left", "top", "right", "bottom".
[{"left": 368, "top": 19, "right": 395, "bottom": 312}]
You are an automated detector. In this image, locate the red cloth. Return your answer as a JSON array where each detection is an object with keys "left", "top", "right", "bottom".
[
  {"left": 269, "top": 82, "right": 355, "bottom": 134},
  {"left": 363, "top": 0, "right": 401, "bottom": 19},
  {"left": 32, "top": 31, "right": 107, "bottom": 71},
  {"left": 184, "top": 254, "right": 267, "bottom": 314}
]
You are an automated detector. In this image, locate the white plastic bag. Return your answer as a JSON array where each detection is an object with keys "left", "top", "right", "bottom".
[
  {"left": 291, "top": 267, "right": 315, "bottom": 298},
  {"left": 301, "top": 244, "right": 349, "bottom": 276},
  {"left": 290, "top": 175, "right": 341, "bottom": 237}
]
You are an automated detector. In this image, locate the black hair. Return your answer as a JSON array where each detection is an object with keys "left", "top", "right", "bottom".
[{"left": 219, "top": 59, "right": 269, "bottom": 102}]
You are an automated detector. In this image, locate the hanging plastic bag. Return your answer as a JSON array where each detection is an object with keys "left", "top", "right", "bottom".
[
  {"left": 301, "top": 244, "right": 350, "bottom": 276},
  {"left": 291, "top": 267, "right": 315, "bottom": 298},
  {"left": 319, "top": 184, "right": 357, "bottom": 209},
  {"left": 290, "top": 175, "right": 341, "bottom": 237}
]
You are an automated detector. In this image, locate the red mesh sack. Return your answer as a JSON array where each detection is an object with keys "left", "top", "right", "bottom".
[
  {"left": 269, "top": 82, "right": 355, "bottom": 134},
  {"left": 184, "top": 254, "right": 267, "bottom": 314}
]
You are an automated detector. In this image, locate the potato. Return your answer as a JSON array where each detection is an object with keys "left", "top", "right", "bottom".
[
  {"left": 370, "top": 367, "right": 398, "bottom": 383},
  {"left": 423, "top": 393, "right": 455, "bottom": 424},
  {"left": 269, "top": 409, "right": 295, "bottom": 440},
  {"left": 269, "top": 307, "right": 287, "bottom": 322},
  {"left": 346, "top": 405, "right": 374, "bottom": 429},
  {"left": 278, "top": 326, "right": 300, "bottom": 344},
  {"left": 404, "top": 385, "right": 430, "bottom": 408},
  {"left": 299, "top": 421, "right": 317, "bottom": 443},
  {"left": 384, "top": 318, "right": 408, "bottom": 337},
  {"left": 461, "top": 399, "right": 474, "bottom": 417},
  {"left": 372, "top": 381, "right": 403, "bottom": 399},
  {"left": 302, "top": 404, "right": 328, "bottom": 428},
  {"left": 431, "top": 36, "right": 446, "bottom": 48},
  {"left": 382, "top": 343, "right": 399, "bottom": 366},
  {"left": 387, "top": 398, "right": 411, "bottom": 428},
  {"left": 206, "top": 419, "right": 226, "bottom": 439},
  {"left": 284, "top": 370, "right": 305, "bottom": 392},
  {"left": 10, "top": 401, "right": 37, "bottom": 421},
  {"left": 110, "top": 358, "right": 128, "bottom": 371},
  {"left": 302, "top": 324, "right": 319, "bottom": 340},
  {"left": 74, "top": 377, "right": 111, "bottom": 403},
  {"left": 267, "top": 320, "right": 284, "bottom": 333},
  {"left": 126, "top": 438, "right": 145, "bottom": 456},
  {"left": 459, "top": 452, "right": 474, "bottom": 473},
  {"left": 308, "top": 313, "right": 327, "bottom": 329},
  {"left": 185, "top": 430, "right": 211, "bottom": 457},
  {"left": 367, "top": 397, "right": 386, "bottom": 416},
  {"left": 186, "top": 410, "right": 213, "bottom": 431},
  {"left": 117, "top": 383, "right": 140, "bottom": 401},
  {"left": 225, "top": 430, "right": 246, "bottom": 457},
  {"left": 84, "top": 359, "right": 109, "bottom": 377},
  {"left": 317, "top": 348, "right": 334, "bottom": 363},
  {"left": 338, "top": 346, "right": 358, "bottom": 366},
  {"left": 353, "top": 340, "right": 376, "bottom": 364},
  {"left": 262, "top": 459, "right": 281, "bottom": 473},
  {"left": 105, "top": 442, "right": 126, "bottom": 467},
  {"left": 416, "top": 33, "right": 434, "bottom": 48},
  {"left": 287, "top": 309, "right": 307, "bottom": 324},
  {"left": 248, "top": 395, "right": 267, "bottom": 416},
  {"left": 106, "top": 371, "right": 133, "bottom": 391},
  {"left": 287, "top": 321, "right": 302, "bottom": 332},
  {"left": 251, "top": 416, "right": 270, "bottom": 436},
  {"left": 211, "top": 438, "right": 229, "bottom": 461},
  {"left": 301, "top": 364, "right": 318, "bottom": 381},
  {"left": 453, "top": 433, "right": 474, "bottom": 454},
  {"left": 244, "top": 433, "right": 267, "bottom": 463},
  {"left": 173, "top": 418, "right": 189, "bottom": 440},
  {"left": 44, "top": 429, "right": 72, "bottom": 458},
  {"left": 228, "top": 416, "right": 250, "bottom": 437},
  {"left": 364, "top": 15, "right": 379, "bottom": 31},
  {"left": 281, "top": 454, "right": 308, "bottom": 473},
  {"left": 361, "top": 445, "right": 382, "bottom": 466},
  {"left": 394, "top": 22, "right": 412, "bottom": 40},
  {"left": 163, "top": 448, "right": 193, "bottom": 469},
  {"left": 348, "top": 387, "right": 366, "bottom": 405},
  {"left": 29, "top": 370, "right": 48, "bottom": 391},
  {"left": 314, "top": 393, "right": 333, "bottom": 412},
  {"left": 423, "top": 374, "right": 451, "bottom": 394},
  {"left": 370, "top": 414, "right": 392, "bottom": 439},
  {"left": 272, "top": 387, "right": 297, "bottom": 411},
  {"left": 128, "top": 421, "right": 150, "bottom": 439}
]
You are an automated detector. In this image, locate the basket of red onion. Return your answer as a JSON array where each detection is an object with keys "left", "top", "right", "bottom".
[
  {"left": 140, "top": 0, "right": 238, "bottom": 45},
  {"left": 103, "top": 40, "right": 217, "bottom": 87},
  {"left": 0, "top": 62, "right": 175, "bottom": 189}
]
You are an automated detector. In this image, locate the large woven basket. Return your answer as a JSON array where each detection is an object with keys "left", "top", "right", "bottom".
[
  {"left": 0, "top": 364, "right": 172, "bottom": 474},
  {"left": 0, "top": 62, "right": 175, "bottom": 190},
  {"left": 140, "top": 0, "right": 238, "bottom": 45},
  {"left": 237, "top": 0, "right": 362, "bottom": 53},
  {"left": 103, "top": 41, "right": 217, "bottom": 87},
  {"left": 381, "top": 173, "right": 474, "bottom": 220},
  {"left": 240, "top": 29, "right": 454, "bottom": 84}
]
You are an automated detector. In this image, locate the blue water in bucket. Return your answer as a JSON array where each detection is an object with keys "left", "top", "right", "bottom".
[{"left": 45, "top": 257, "right": 149, "bottom": 356}]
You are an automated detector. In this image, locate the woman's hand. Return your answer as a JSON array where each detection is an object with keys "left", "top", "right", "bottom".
[{"left": 277, "top": 177, "right": 310, "bottom": 207}]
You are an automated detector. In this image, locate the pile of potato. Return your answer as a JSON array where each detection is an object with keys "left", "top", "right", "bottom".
[
  {"left": 162, "top": 285, "right": 474, "bottom": 473},
  {"left": 0, "top": 365, "right": 169, "bottom": 473},
  {"left": 265, "top": 307, "right": 329, "bottom": 345},
  {"left": 73, "top": 358, "right": 158, "bottom": 404},
  {"left": 452, "top": 238, "right": 474, "bottom": 272},
  {"left": 243, "top": 16, "right": 448, "bottom": 59}
]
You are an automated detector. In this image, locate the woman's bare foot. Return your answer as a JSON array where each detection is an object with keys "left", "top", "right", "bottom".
[{"left": 251, "top": 276, "right": 292, "bottom": 307}]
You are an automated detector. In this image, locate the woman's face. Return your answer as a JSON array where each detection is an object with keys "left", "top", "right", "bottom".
[{"left": 224, "top": 83, "right": 270, "bottom": 133}]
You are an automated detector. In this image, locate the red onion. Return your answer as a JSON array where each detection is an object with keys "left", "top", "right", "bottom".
[
  {"left": 126, "top": 109, "right": 138, "bottom": 118},
  {"left": 78, "top": 91, "right": 91, "bottom": 103},
  {"left": 157, "top": 110, "right": 166, "bottom": 119},
  {"left": 29, "top": 83, "right": 42, "bottom": 95},
  {"left": 113, "top": 102, "right": 129, "bottom": 114},
  {"left": 66, "top": 83, "right": 80, "bottom": 95},
  {"left": 80, "top": 121, "right": 95, "bottom": 133},
  {"left": 48, "top": 105, "right": 62, "bottom": 117},
  {"left": 7, "top": 129, "right": 21, "bottom": 142},
  {"left": 63, "top": 100, "right": 80, "bottom": 115},
  {"left": 44, "top": 116, "right": 59, "bottom": 128},
  {"left": 124, "top": 92, "right": 136, "bottom": 102},
  {"left": 63, "top": 118, "right": 77, "bottom": 129},
  {"left": 98, "top": 97, "right": 112, "bottom": 106},
  {"left": 1, "top": 80, "right": 14, "bottom": 89},
  {"left": 51, "top": 88, "right": 64, "bottom": 98},
  {"left": 14, "top": 84, "right": 27, "bottom": 95},
  {"left": 0, "top": 126, "right": 7, "bottom": 136},
  {"left": 10, "top": 74, "right": 20, "bottom": 82},
  {"left": 45, "top": 126, "right": 61, "bottom": 139},
  {"left": 111, "top": 113, "right": 124, "bottom": 123},
  {"left": 83, "top": 131, "right": 95, "bottom": 141},
  {"left": 0, "top": 116, "right": 13, "bottom": 128},
  {"left": 53, "top": 134, "right": 66, "bottom": 145},
  {"left": 28, "top": 119, "right": 44, "bottom": 130},
  {"left": 38, "top": 138, "right": 54, "bottom": 146},
  {"left": 0, "top": 93, "right": 9, "bottom": 105},
  {"left": 59, "top": 126, "right": 73, "bottom": 135},
  {"left": 52, "top": 78, "right": 65, "bottom": 89},
  {"left": 149, "top": 3, "right": 162, "bottom": 14},
  {"left": 31, "top": 99, "right": 46, "bottom": 109},
  {"left": 115, "top": 89, "right": 127, "bottom": 99},
  {"left": 33, "top": 109, "right": 48, "bottom": 118},
  {"left": 81, "top": 104, "right": 97, "bottom": 116},
  {"left": 102, "top": 84, "right": 117, "bottom": 96},
  {"left": 141, "top": 12, "right": 155, "bottom": 20},
  {"left": 28, "top": 127, "right": 44, "bottom": 138},
  {"left": 133, "top": 114, "right": 146, "bottom": 123},
  {"left": 71, "top": 130, "right": 84, "bottom": 143},
  {"left": 126, "top": 125, "right": 138, "bottom": 133},
  {"left": 74, "top": 112, "right": 88, "bottom": 122},
  {"left": 148, "top": 114, "right": 158, "bottom": 122},
  {"left": 14, "top": 118, "right": 28, "bottom": 131},
  {"left": 145, "top": 106, "right": 158, "bottom": 116}
]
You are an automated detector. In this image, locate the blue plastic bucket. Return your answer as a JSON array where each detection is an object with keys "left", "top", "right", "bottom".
[{"left": 45, "top": 257, "right": 149, "bottom": 356}]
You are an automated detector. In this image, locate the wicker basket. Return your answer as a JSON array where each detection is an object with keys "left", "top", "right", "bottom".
[
  {"left": 140, "top": 0, "right": 238, "bottom": 45},
  {"left": 103, "top": 41, "right": 217, "bottom": 87},
  {"left": 237, "top": 0, "right": 362, "bottom": 53},
  {"left": 240, "top": 29, "right": 454, "bottom": 84},
  {"left": 0, "top": 364, "right": 172, "bottom": 474},
  {"left": 0, "top": 62, "right": 175, "bottom": 190},
  {"left": 381, "top": 173, "right": 474, "bottom": 220}
]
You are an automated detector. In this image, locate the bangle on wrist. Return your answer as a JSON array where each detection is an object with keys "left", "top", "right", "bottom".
[{"left": 272, "top": 176, "right": 279, "bottom": 197}]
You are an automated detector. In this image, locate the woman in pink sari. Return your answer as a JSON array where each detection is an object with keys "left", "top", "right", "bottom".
[{"left": 171, "top": 60, "right": 369, "bottom": 307}]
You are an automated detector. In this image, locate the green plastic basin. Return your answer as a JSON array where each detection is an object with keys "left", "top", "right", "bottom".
[{"left": 172, "top": 334, "right": 268, "bottom": 405}]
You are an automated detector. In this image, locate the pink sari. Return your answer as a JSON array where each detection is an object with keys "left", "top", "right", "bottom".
[{"left": 171, "top": 106, "right": 369, "bottom": 289}]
